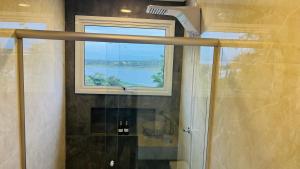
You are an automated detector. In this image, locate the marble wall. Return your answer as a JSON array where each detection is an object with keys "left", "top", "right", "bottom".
[
  {"left": 0, "top": 0, "right": 65, "bottom": 169},
  {"left": 191, "top": 0, "right": 300, "bottom": 169},
  {"left": 65, "top": 0, "right": 184, "bottom": 168}
]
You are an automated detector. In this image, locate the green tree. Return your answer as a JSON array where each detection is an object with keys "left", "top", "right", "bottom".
[
  {"left": 85, "top": 73, "right": 123, "bottom": 86},
  {"left": 152, "top": 67, "right": 164, "bottom": 87},
  {"left": 88, "top": 73, "right": 106, "bottom": 85},
  {"left": 106, "top": 76, "right": 122, "bottom": 86},
  {"left": 152, "top": 55, "right": 164, "bottom": 87}
]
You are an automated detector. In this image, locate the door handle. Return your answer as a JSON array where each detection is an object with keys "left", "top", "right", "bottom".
[{"left": 183, "top": 127, "right": 191, "bottom": 134}]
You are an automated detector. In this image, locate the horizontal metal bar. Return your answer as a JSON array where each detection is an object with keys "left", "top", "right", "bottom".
[
  {"left": 15, "top": 29, "right": 219, "bottom": 46},
  {"left": 15, "top": 29, "right": 298, "bottom": 48},
  {"left": 0, "top": 29, "right": 16, "bottom": 37}
]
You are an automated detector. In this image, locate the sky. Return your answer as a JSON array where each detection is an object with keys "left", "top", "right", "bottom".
[{"left": 84, "top": 26, "right": 166, "bottom": 61}]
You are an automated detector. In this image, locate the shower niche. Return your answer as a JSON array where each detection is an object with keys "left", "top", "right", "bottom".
[
  {"left": 91, "top": 108, "right": 138, "bottom": 135},
  {"left": 89, "top": 108, "right": 177, "bottom": 168}
]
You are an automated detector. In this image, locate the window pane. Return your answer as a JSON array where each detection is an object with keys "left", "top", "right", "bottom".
[
  {"left": 84, "top": 26, "right": 166, "bottom": 88},
  {"left": 85, "top": 25, "right": 166, "bottom": 36}
]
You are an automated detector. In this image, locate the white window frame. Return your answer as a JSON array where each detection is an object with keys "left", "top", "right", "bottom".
[{"left": 75, "top": 15, "right": 175, "bottom": 96}]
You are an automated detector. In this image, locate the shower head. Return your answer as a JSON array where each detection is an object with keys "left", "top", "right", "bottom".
[
  {"left": 147, "top": 6, "right": 168, "bottom": 15},
  {"left": 146, "top": 5, "right": 201, "bottom": 36}
]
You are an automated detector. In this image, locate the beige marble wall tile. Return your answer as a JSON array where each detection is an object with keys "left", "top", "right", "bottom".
[
  {"left": 0, "top": 29, "right": 22, "bottom": 169},
  {"left": 193, "top": 0, "right": 300, "bottom": 169},
  {"left": 0, "top": 0, "right": 65, "bottom": 169}
]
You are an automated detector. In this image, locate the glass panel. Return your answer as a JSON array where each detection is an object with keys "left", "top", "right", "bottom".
[
  {"left": 85, "top": 44, "right": 193, "bottom": 169},
  {"left": 201, "top": 31, "right": 260, "bottom": 40},
  {"left": 5, "top": 30, "right": 216, "bottom": 169},
  {"left": 85, "top": 25, "right": 166, "bottom": 36},
  {"left": 0, "top": 21, "right": 64, "bottom": 169},
  {"left": 74, "top": 41, "right": 217, "bottom": 169}
]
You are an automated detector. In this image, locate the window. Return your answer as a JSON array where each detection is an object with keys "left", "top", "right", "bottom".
[{"left": 75, "top": 16, "right": 175, "bottom": 95}]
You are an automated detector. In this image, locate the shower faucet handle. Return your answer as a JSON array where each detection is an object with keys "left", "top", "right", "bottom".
[{"left": 109, "top": 160, "right": 115, "bottom": 167}]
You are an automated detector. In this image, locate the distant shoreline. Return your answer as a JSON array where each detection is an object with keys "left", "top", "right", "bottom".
[{"left": 85, "top": 59, "right": 164, "bottom": 67}]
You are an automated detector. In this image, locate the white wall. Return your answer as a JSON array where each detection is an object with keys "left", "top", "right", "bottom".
[{"left": 0, "top": 0, "right": 65, "bottom": 168}]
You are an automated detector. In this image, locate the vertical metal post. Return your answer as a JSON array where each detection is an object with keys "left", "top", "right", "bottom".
[
  {"left": 17, "top": 38, "right": 26, "bottom": 169},
  {"left": 205, "top": 46, "right": 221, "bottom": 169}
]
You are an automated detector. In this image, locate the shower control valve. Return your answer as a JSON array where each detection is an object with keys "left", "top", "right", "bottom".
[{"left": 110, "top": 160, "right": 115, "bottom": 167}]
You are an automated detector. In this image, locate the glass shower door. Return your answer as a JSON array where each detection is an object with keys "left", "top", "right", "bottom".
[{"left": 66, "top": 38, "right": 216, "bottom": 169}]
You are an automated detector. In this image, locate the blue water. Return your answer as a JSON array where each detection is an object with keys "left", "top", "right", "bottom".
[
  {"left": 83, "top": 25, "right": 166, "bottom": 87},
  {"left": 85, "top": 65, "right": 161, "bottom": 87}
]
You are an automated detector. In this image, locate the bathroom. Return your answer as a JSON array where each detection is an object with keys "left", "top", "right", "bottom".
[{"left": 0, "top": 0, "right": 299, "bottom": 169}]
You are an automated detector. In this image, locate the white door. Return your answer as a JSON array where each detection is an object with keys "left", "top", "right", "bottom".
[
  {"left": 177, "top": 46, "right": 214, "bottom": 169},
  {"left": 176, "top": 45, "right": 196, "bottom": 169},
  {"left": 190, "top": 46, "right": 214, "bottom": 169}
]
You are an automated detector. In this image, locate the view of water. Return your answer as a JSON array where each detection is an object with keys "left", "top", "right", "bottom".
[
  {"left": 85, "top": 65, "right": 162, "bottom": 87},
  {"left": 83, "top": 25, "right": 166, "bottom": 88}
]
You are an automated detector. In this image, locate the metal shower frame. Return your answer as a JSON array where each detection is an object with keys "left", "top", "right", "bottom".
[{"left": 15, "top": 29, "right": 260, "bottom": 169}]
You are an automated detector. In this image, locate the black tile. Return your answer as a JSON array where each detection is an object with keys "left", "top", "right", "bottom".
[
  {"left": 66, "top": 136, "right": 106, "bottom": 169},
  {"left": 66, "top": 0, "right": 184, "bottom": 168}
]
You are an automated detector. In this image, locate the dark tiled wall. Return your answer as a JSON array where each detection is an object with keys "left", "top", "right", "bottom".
[{"left": 65, "top": 0, "right": 185, "bottom": 168}]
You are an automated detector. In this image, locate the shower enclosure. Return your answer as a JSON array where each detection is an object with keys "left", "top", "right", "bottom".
[{"left": 14, "top": 29, "right": 250, "bottom": 169}]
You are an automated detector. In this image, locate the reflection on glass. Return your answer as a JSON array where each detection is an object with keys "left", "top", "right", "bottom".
[
  {"left": 84, "top": 26, "right": 166, "bottom": 88},
  {"left": 0, "top": 22, "right": 47, "bottom": 50},
  {"left": 0, "top": 22, "right": 47, "bottom": 30},
  {"left": 201, "top": 31, "right": 260, "bottom": 40},
  {"left": 201, "top": 31, "right": 257, "bottom": 65}
]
